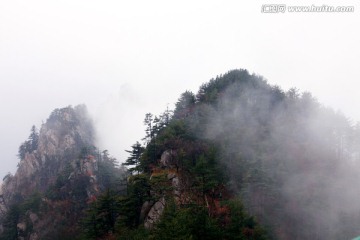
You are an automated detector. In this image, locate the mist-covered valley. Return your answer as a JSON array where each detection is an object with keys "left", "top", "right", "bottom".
[{"left": 1, "top": 69, "right": 360, "bottom": 239}]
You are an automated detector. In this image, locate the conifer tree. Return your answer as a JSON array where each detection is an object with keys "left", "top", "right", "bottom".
[
  {"left": 143, "top": 113, "right": 154, "bottom": 145},
  {"left": 123, "top": 142, "right": 144, "bottom": 174}
]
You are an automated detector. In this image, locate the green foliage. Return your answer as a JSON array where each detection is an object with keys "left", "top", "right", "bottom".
[
  {"left": 149, "top": 172, "right": 172, "bottom": 199},
  {"left": 45, "top": 160, "right": 76, "bottom": 200},
  {"left": 174, "top": 90, "right": 196, "bottom": 119},
  {"left": 192, "top": 148, "right": 224, "bottom": 195},
  {"left": 143, "top": 113, "right": 154, "bottom": 144},
  {"left": 223, "top": 199, "right": 268, "bottom": 240},
  {"left": 0, "top": 192, "right": 42, "bottom": 240},
  {"left": 98, "top": 150, "right": 123, "bottom": 191},
  {"left": 79, "top": 146, "right": 98, "bottom": 159},
  {"left": 165, "top": 69, "right": 360, "bottom": 239},
  {"left": 151, "top": 200, "right": 222, "bottom": 240},
  {"left": 82, "top": 190, "right": 121, "bottom": 239},
  {"left": 21, "top": 192, "right": 42, "bottom": 214},
  {"left": 80, "top": 174, "right": 152, "bottom": 239},
  {"left": 103, "top": 71, "right": 270, "bottom": 239},
  {"left": 196, "top": 69, "right": 258, "bottom": 103},
  {"left": 18, "top": 125, "right": 39, "bottom": 160},
  {"left": 123, "top": 141, "right": 144, "bottom": 174},
  {"left": 116, "top": 226, "right": 150, "bottom": 240},
  {"left": 13, "top": 70, "right": 347, "bottom": 239},
  {"left": 2, "top": 172, "right": 11, "bottom": 182},
  {"left": 148, "top": 198, "right": 268, "bottom": 240},
  {"left": 0, "top": 204, "right": 20, "bottom": 240}
]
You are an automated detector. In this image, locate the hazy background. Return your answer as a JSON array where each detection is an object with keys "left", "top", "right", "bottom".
[{"left": 0, "top": 0, "right": 359, "bottom": 179}]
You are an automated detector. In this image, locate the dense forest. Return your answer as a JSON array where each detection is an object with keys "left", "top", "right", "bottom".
[
  {"left": 173, "top": 70, "right": 360, "bottom": 239},
  {"left": 1, "top": 69, "right": 360, "bottom": 239}
]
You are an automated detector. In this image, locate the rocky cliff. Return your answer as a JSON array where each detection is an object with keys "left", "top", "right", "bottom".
[
  {"left": 0, "top": 105, "right": 121, "bottom": 240},
  {"left": 1, "top": 105, "right": 94, "bottom": 200}
]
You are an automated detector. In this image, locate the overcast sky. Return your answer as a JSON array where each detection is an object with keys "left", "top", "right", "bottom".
[{"left": 0, "top": 0, "right": 359, "bottom": 179}]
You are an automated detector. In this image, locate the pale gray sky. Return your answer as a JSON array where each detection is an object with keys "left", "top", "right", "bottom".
[{"left": 1, "top": 0, "right": 359, "bottom": 179}]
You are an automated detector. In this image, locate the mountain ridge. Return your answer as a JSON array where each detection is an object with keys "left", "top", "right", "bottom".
[
  {"left": 1, "top": 69, "right": 360, "bottom": 239},
  {"left": 0, "top": 105, "right": 124, "bottom": 239}
]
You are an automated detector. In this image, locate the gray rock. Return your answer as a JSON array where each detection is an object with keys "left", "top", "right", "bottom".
[
  {"left": 29, "top": 232, "right": 39, "bottom": 240},
  {"left": 139, "top": 200, "right": 154, "bottom": 223},
  {"left": 172, "top": 177, "right": 180, "bottom": 197},
  {"left": 29, "top": 212, "right": 39, "bottom": 224},
  {"left": 167, "top": 172, "right": 176, "bottom": 180},
  {"left": 17, "top": 222, "right": 26, "bottom": 232},
  {"left": 144, "top": 197, "right": 166, "bottom": 229},
  {"left": 160, "top": 150, "right": 176, "bottom": 168}
]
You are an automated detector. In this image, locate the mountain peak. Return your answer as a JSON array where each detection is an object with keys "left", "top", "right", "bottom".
[
  {"left": 1, "top": 105, "right": 95, "bottom": 207},
  {"left": 37, "top": 105, "right": 94, "bottom": 156},
  {"left": 0, "top": 105, "right": 124, "bottom": 239}
]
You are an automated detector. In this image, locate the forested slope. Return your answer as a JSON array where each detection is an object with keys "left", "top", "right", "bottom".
[{"left": 2, "top": 70, "right": 360, "bottom": 239}]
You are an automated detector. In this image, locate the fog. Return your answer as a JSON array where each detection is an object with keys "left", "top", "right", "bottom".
[
  {"left": 189, "top": 71, "right": 360, "bottom": 238},
  {"left": 1, "top": 0, "right": 360, "bottom": 182}
]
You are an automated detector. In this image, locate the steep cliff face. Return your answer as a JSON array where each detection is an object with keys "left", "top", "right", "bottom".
[
  {"left": 1, "top": 105, "right": 94, "bottom": 200},
  {"left": 0, "top": 105, "right": 116, "bottom": 239}
]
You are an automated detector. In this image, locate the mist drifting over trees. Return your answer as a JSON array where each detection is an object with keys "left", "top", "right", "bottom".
[
  {"left": 174, "top": 69, "right": 360, "bottom": 239},
  {"left": 2, "top": 69, "right": 360, "bottom": 239}
]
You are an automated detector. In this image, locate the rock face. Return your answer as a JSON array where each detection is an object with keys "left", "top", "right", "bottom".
[
  {"left": 0, "top": 183, "right": 8, "bottom": 231},
  {"left": 17, "top": 222, "right": 26, "bottom": 234},
  {"left": 3, "top": 105, "right": 94, "bottom": 194},
  {"left": 168, "top": 173, "right": 181, "bottom": 200},
  {"left": 29, "top": 212, "right": 38, "bottom": 224},
  {"left": 144, "top": 197, "right": 166, "bottom": 229},
  {"left": 37, "top": 105, "right": 93, "bottom": 157},
  {"left": 159, "top": 150, "right": 177, "bottom": 168},
  {"left": 139, "top": 200, "right": 154, "bottom": 223},
  {"left": 142, "top": 170, "right": 183, "bottom": 229},
  {"left": 1, "top": 105, "right": 94, "bottom": 198},
  {"left": 141, "top": 149, "right": 186, "bottom": 229},
  {"left": 0, "top": 105, "right": 98, "bottom": 239}
]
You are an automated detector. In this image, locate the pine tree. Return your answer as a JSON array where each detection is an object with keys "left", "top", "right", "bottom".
[
  {"left": 82, "top": 190, "right": 120, "bottom": 239},
  {"left": 17, "top": 125, "right": 39, "bottom": 160},
  {"left": 28, "top": 125, "right": 39, "bottom": 151},
  {"left": 123, "top": 142, "right": 144, "bottom": 174},
  {"left": 174, "top": 91, "right": 195, "bottom": 118},
  {"left": 143, "top": 113, "right": 154, "bottom": 145}
]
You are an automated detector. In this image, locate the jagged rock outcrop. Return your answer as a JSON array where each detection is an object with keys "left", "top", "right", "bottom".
[
  {"left": 159, "top": 150, "right": 177, "bottom": 168},
  {"left": 16, "top": 107, "right": 89, "bottom": 179},
  {"left": 0, "top": 105, "right": 102, "bottom": 239},
  {"left": 139, "top": 200, "right": 154, "bottom": 223},
  {"left": 1, "top": 105, "right": 94, "bottom": 201},
  {"left": 168, "top": 172, "right": 181, "bottom": 200},
  {"left": 37, "top": 105, "right": 93, "bottom": 156},
  {"left": 144, "top": 197, "right": 166, "bottom": 229},
  {"left": 0, "top": 182, "right": 8, "bottom": 218},
  {"left": 141, "top": 149, "right": 184, "bottom": 229}
]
